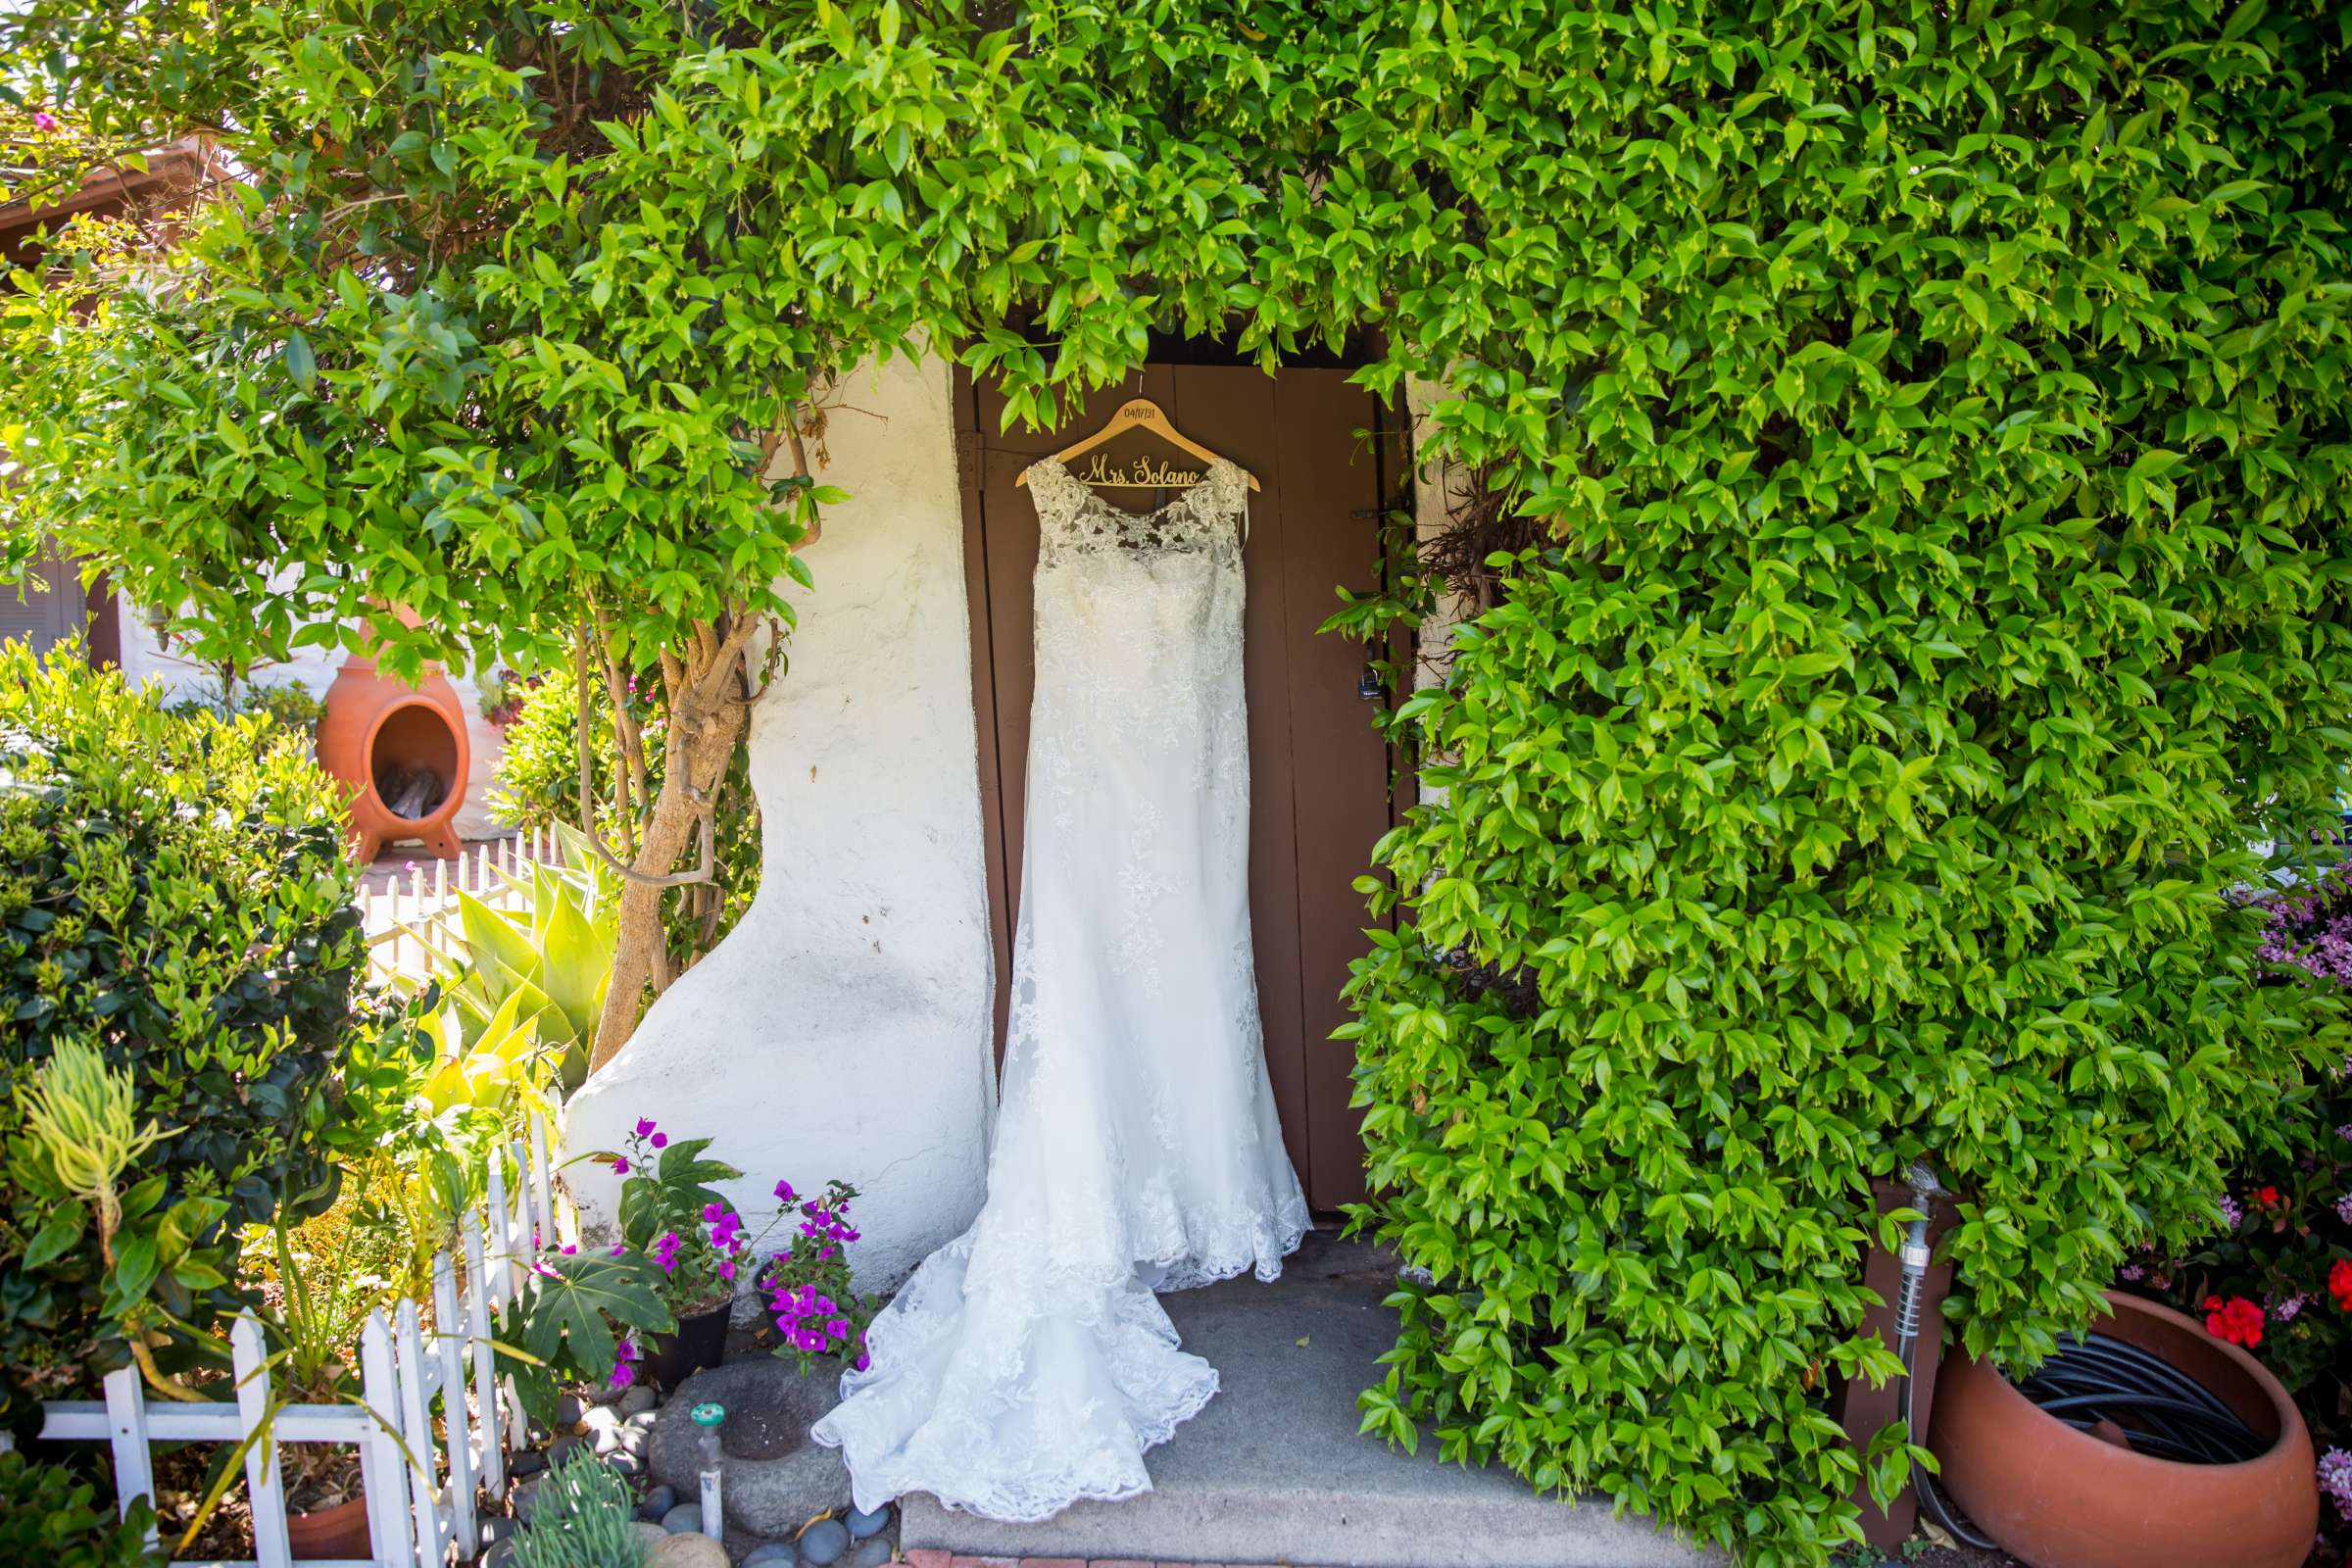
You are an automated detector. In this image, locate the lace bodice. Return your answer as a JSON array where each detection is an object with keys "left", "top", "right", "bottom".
[{"left": 1026, "top": 457, "right": 1248, "bottom": 567}]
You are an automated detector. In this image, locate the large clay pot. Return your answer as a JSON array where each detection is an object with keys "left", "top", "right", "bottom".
[
  {"left": 1930, "top": 1290, "right": 2318, "bottom": 1568},
  {"left": 286, "top": 1494, "right": 372, "bottom": 1560},
  {"left": 316, "top": 650, "right": 470, "bottom": 860}
]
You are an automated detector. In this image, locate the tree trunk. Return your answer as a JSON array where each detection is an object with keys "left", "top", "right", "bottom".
[{"left": 585, "top": 632, "right": 754, "bottom": 1073}]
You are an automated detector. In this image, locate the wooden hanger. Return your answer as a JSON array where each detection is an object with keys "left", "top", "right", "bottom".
[{"left": 1015, "top": 397, "right": 1261, "bottom": 491}]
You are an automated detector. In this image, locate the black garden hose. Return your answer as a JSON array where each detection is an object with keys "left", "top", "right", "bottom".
[{"left": 1904, "top": 1329, "right": 2268, "bottom": 1549}]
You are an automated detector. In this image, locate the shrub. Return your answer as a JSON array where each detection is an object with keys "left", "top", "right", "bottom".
[
  {"left": 165, "top": 679, "right": 323, "bottom": 748},
  {"left": 0, "top": 1451, "right": 161, "bottom": 1568},
  {"left": 1336, "top": 7, "right": 2352, "bottom": 1563},
  {"left": 0, "top": 643, "right": 365, "bottom": 1430}
]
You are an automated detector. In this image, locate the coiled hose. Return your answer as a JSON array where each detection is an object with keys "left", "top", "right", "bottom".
[{"left": 1901, "top": 1327, "right": 2267, "bottom": 1548}]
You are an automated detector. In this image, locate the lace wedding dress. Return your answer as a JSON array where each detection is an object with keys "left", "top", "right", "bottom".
[{"left": 809, "top": 456, "right": 1311, "bottom": 1522}]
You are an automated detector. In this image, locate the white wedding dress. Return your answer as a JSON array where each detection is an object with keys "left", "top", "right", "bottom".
[{"left": 809, "top": 456, "right": 1311, "bottom": 1521}]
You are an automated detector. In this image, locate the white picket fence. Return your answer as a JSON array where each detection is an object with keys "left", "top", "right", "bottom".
[
  {"left": 365, "top": 828, "right": 561, "bottom": 988},
  {"left": 40, "top": 1110, "right": 568, "bottom": 1568}
]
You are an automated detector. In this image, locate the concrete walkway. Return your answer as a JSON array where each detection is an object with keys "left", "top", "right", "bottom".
[{"left": 900, "top": 1233, "right": 1718, "bottom": 1568}]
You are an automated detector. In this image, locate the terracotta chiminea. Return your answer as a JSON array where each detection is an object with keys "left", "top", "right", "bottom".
[{"left": 316, "top": 646, "right": 470, "bottom": 861}]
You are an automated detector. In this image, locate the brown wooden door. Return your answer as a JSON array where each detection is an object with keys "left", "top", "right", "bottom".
[{"left": 956, "top": 361, "right": 1407, "bottom": 1210}]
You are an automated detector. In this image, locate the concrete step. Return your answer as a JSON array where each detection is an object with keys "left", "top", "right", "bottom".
[{"left": 900, "top": 1232, "right": 1720, "bottom": 1568}]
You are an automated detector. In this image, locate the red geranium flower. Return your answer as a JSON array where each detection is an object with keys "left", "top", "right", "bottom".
[
  {"left": 2201, "top": 1294, "right": 2265, "bottom": 1348},
  {"left": 2329, "top": 1258, "right": 2352, "bottom": 1313},
  {"left": 2254, "top": 1185, "right": 2280, "bottom": 1208}
]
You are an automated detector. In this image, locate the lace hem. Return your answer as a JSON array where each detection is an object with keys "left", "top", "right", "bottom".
[{"left": 808, "top": 1222, "right": 1295, "bottom": 1521}]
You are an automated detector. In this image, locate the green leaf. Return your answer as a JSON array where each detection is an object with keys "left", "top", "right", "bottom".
[{"left": 23, "top": 1200, "right": 86, "bottom": 1270}]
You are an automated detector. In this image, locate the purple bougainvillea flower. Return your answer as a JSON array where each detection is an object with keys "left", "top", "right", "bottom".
[
  {"left": 774, "top": 1179, "right": 798, "bottom": 1203},
  {"left": 635, "top": 1117, "right": 658, "bottom": 1138},
  {"left": 608, "top": 1359, "right": 635, "bottom": 1390},
  {"left": 651, "top": 1132, "right": 668, "bottom": 1149},
  {"left": 612, "top": 1155, "right": 630, "bottom": 1175},
  {"left": 30, "top": 112, "right": 58, "bottom": 130},
  {"left": 703, "top": 1201, "right": 722, "bottom": 1222}
]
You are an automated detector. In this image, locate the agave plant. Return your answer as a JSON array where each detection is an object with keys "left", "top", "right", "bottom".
[{"left": 452, "top": 823, "right": 620, "bottom": 1089}]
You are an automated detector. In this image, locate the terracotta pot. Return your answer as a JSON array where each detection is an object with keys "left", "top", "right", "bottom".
[
  {"left": 316, "top": 650, "right": 470, "bottom": 860},
  {"left": 1930, "top": 1290, "right": 2318, "bottom": 1568},
  {"left": 286, "top": 1494, "right": 372, "bottom": 1561},
  {"left": 641, "top": 1300, "right": 731, "bottom": 1391}
]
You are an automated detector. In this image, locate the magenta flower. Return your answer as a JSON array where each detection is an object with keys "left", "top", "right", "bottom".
[
  {"left": 635, "top": 1117, "right": 658, "bottom": 1138},
  {"left": 651, "top": 1132, "right": 668, "bottom": 1149},
  {"left": 30, "top": 112, "right": 58, "bottom": 131},
  {"left": 774, "top": 1179, "right": 798, "bottom": 1203},
  {"left": 612, "top": 1155, "right": 629, "bottom": 1175}
]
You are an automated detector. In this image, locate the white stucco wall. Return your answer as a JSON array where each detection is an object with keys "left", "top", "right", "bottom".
[
  {"left": 562, "top": 353, "right": 998, "bottom": 1292},
  {"left": 116, "top": 608, "right": 513, "bottom": 842}
]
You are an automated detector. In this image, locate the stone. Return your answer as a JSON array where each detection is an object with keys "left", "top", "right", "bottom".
[
  {"left": 582, "top": 1404, "right": 625, "bottom": 1435},
  {"left": 556, "top": 1394, "right": 585, "bottom": 1428},
  {"left": 628, "top": 1408, "right": 662, "bottom": 1431},
  {"left": 647, "top": 1535, "right": 730, "bottom": 1568},
  {"left": 509, "top": 1477, "right": 543, "bottom": 1526},
  {"left": 797, "top": 1518, "right": 850, "bottom": 1566},
  {"left": 616, "top": 1383, "right": 660, "bottom": 1417},
  {"left": 845, "top": 1503, "right": 890, "bottom": 1540},
  {"left": 605, "top": 1450, "right": 646, "bottom": 1477},
  {"left": 483, "top": 1540, "right": 516, "bottom": 1568},
  {"left": 646, "top": 1360, "right": 852, "bottom": 1536},
  {"left": 847, "top": 1536, "right": 894, "bottom": 1568},
  {"left": 630, "top": 1522, "right": 671, "bottom": 1550},
  {"left": 507, "top": 1447, "right": 548, "bottom": 1478},
  {"left": 742, "top": 1545, "right": 797, "bottom": 1568},
  {"left": 548, "top": 1434, "right": 590, "bottom": 1468},
  {"left": 661, "top": 1502, "right": 705, "bottom": 1535},
  {"left": 638, "top": 1484, "right": 677, "bottom": 1521},
  {"left": 477, "top": 1516, "right": 514, "bottom": 1547}
]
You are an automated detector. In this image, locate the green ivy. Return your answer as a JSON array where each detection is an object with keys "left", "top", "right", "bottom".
[{"left": 3, "top": 1, "right": 2351, "bottom": 1559}]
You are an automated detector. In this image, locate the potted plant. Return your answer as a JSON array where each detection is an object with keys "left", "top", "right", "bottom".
[
  {"left": 172, "top": 1214, "right": 387, "bottom": 1561},
  {"left": 592, "top": 1119, "right": 752, "bottom": 1390},
  {"left": 589, "top": 1123, "right": 871, "bottom": 1390}
]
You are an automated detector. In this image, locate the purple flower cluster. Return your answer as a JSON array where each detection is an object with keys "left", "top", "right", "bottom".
[
  {"left": 768, "top": 1279, "right": 863, "bottom": 1366},
  {"left": 2322, "top": 1447, "right": 2352, "bottom": 1525},
  {"left": 706, "top": 1201, "right": 748, "bottom": 1282},
  {"left": 796, "top": 1197, "right": 860, "bottom": 1263},
  {"left": 652, "top": 1229, "right": 684, "bottom": 1272},
  {"left": 608, "top": 1335, "right": 641, "bottom": 1392},
  {"left": 2336, "top": 1191, "right": 2352, "bottom": 1226},
  {"left": 2218, "top": 1192, "right": 2245, "bottom": 1229},
  {"left": 2255, "top": 875, "right": 2352, "bottom": 985}
]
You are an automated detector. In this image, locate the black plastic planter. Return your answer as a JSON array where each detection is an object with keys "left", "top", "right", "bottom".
[{"left": 642, "top": 1301, "right": 730, "bottom": 1391}]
